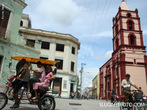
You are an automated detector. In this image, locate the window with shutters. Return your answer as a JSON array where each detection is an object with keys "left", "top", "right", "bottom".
[
  {"left": 26, "top": 39, "right": 35, "bottom": 47},
  {"left": 0, "top": 7, "right": 11, "bottom": 37}
]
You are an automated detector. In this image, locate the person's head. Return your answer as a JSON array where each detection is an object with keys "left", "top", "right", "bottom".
[
  {"left": 139, "top": 87, "right": 141, "bottom": 90},
  {"left": 126, "top": 74, "right": 130, "bottom": 81},
  {"left": 112, "top": 89, "right": 115, "bottom": 92},
  {"left": 37, "top": 61, "right": 42, "bottom": 68},
  {"left": 45, "top": 65, "right": 53, "bottom": 74},
  {"left": 20, "top": 59, "right": 26, "bottom": 65}
]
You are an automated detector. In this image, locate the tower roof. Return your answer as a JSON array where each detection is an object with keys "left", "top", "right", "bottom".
[{"left": 120, "top": 0, "right": 130, "bottom": 10}]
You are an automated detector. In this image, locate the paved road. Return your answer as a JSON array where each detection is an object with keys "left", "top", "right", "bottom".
[
  {"left": 0, "top": 87, "right": 119, "bottom": 110},
  {"left": 2, "top": 98, "right": 119, "bottom": 110}
]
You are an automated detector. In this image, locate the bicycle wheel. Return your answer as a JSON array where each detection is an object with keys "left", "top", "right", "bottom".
[
  {"left": 38, "top": 95, "right": 56, "bottom": 110},
  {"left": 0, "top": 92, "right": 8, "bottom": 110},
  {"left": 120, "top": 105, "right": 124, "bottom": 110},
  {"left": 3, "top": 86, "right": 9, "bottom": 94}
]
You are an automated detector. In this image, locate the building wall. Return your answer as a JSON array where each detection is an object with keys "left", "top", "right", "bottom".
[
  {"left": 19, "top": 18, "right": 80, "bottom": 98},
  {"left": 0, "top": 0, "right": 40, "bottom": 84},
  {"left": 92, "top": 74, "right": 100, "bottom": 99}
]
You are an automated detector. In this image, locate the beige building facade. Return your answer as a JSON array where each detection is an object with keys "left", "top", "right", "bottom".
[
  {"left": 92, "top": 74, "right": 99, "bottom": 99},
  {"left": 19, "top": 14, "right": 80, "bottom": 98}
]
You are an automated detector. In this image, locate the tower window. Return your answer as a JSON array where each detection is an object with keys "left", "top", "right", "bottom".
[
  {"left": 115, "top": 25, "right": 118, "bottom": 35},
  {"left": 115, "top": 39, "right": 119, "bottom": 49},
  {"left": 127, "top": 20, "right": 134, "bottom": 30},
  {"left": 127, "top": 13, "right": 131, "bottom": 17},
  {"left": 130, "top": 35, "right": 134, "bottom": 45},
  {"left": 129, "top": 21, "right": 133, "bottom": 29}
]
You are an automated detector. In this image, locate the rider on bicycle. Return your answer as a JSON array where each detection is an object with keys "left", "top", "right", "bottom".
[
  {"left": 10, "top": 59, "right": 31, "bottom": 109},
  {"left": 121, "top": 74, "right": 144, "bottom": 102}
]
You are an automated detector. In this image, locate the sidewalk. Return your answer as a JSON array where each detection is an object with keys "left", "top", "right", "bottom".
[{"left": 0, "top": 85, "right": 5, "bottom": 92}]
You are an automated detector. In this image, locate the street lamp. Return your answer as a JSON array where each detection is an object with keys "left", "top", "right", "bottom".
[
  {"left": 79, "top": 63, "right": 86, "bottom": 95},
  {"left": 82, "top": 72, "right": 90, "bottom": 96}
]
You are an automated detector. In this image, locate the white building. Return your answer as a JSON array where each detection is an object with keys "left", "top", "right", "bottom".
[{"left": 19, "top": 14, "right": 80, "bottom": 98}]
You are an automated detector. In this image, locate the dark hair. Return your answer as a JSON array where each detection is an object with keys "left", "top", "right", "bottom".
[
  {"left": 37, "top": 61, "right": 42, "bottom": 65},
  {"left": 126, "top": 74, "right": 130, "bottom": 77},
  {"left": 21, "top": 59, "right": 26, "bottom": 62},
  {"left": 45, "top": 66, "right": 53, "bottom": 75}
]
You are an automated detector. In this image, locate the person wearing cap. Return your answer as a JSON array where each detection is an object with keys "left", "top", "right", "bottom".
[
  {"left": 121, "top": 74, "right": 144, "bottom": 102},
  {"left": 111, "top": 89, "right": 116, "bottom": 103}
]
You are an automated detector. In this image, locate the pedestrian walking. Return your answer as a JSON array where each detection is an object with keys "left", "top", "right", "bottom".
[{"left": 59, "top": 89, "right": 61, "bottom": 98}]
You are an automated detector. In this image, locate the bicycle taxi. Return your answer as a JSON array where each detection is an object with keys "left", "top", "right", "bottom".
[{"left": 0, "top": 56, "right": 59, "bottom": 110}]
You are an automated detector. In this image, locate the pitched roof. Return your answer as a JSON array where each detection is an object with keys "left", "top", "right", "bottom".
[{"left": 120, "top": 0, "right": 130, "bottom": 10}]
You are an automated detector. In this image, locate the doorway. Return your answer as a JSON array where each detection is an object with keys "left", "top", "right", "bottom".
[
  {"left": 70, "top": 83, "right": 74, "bottom": 92},
  {"left": 52, "top": 78, "right": 62, "bottom": 94}
]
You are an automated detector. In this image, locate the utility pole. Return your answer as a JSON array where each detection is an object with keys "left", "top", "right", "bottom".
[{"left": 79, "top": 63, "right": 86, "bottom": 95}]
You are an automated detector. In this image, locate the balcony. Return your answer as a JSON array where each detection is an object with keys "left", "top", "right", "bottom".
[{"left": 0, "top": 27, "right": 11, "bottom": 42}]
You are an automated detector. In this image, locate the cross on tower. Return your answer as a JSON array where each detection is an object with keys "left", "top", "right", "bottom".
[{"left": 122, "top": 0, "right": 125, "bottom": 2}]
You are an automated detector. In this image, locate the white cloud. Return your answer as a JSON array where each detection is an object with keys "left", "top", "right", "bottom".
[
  {"left": 36, "top": 0, "right": 87, "bottom": 26},
  {"left": 78, "top": 45, "right": 94, "bottom": 60},
  {"left": 91, "top": 31, "right": 113, "bottom": 38},
  {"left": 143, "top": 29, "right": 147, "bottom": 35},
  {"left": 93, "top": 50, "right": 113, "bottom": 60}
]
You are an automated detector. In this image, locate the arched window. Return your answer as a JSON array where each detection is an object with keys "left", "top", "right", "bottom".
[
  {"left": 127, "top": 13, "right": 131, "bottom": 17},
  {"left": 20, "top": 20, "right": 23, "bottom": 26},
  {"left": 127, "top": 19, "right": 134, "bottom": 30},
  {"left": 115, "top": 25, "right": 118, "bottom": 35},
  {"left": 130, "top": 35, "right": 134, "bottom": 45},
  {"left": 129, "top": 21, "right": 133, "bottom": 29},
  {"left": 115, "top": 39, "right": 119, "bottom": 49}
]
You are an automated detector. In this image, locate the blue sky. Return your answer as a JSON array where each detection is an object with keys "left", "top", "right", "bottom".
[{"left": 23, "top": 0, "right": 147, "bottom": 89}]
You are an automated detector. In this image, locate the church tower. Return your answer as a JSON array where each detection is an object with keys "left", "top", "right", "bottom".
[
  {"left": 99, "top": 0, "right": 147, "bottom": 100},
  {"left": 112, "top": 0, "right": 147, "bottom": 96}
]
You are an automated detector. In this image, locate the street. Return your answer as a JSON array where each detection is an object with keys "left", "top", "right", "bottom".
[
  {"left": 0, "top": 87, "right": 119, "bottom": 110},
  {"left": 2, "top": 98, "right": 119, "bottom": 110}
]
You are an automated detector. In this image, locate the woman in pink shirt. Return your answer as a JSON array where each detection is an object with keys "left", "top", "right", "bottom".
[{"left": 32, "top": 66, "right": 54, "bottom": 100}]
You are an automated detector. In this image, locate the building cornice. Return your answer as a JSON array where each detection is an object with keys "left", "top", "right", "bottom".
[
  {"left": 19, "top": 27, "right": 80, "bottom": 49},
  {"left": 0, "top": 1, "right": 14, "bottom": 12},
  {"left": 11, "top": 0, "right": 27, "bottom": 9},
  {"left": 100, "top": 58, "right": 112, "bottom": 69}
]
